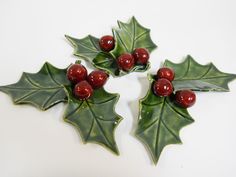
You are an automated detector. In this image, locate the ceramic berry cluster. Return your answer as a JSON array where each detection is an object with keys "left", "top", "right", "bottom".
[
  {"left": 153, "top": 67, "right": 196, "bottom": 108},
  {"left": 0, "top": 17, "right": 235, "bottom": 166},
  {"left": 67, "top": 62, "right": 108, "bottom": 100},
  {"left": 65, "top": 17, "right": 156, "bottom": 77},
  {"left": 117, "top": 48, "right": 149, "bottom": 71},
  {"left": 97, "top": 35, "right": 150, "bottom": 72}
]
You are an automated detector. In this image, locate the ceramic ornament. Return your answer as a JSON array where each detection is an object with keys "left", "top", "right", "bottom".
[{"left": 0, "top": 17, "right": 235, "bottom": 166}]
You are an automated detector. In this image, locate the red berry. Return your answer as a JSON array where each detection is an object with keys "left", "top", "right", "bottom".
[
  {"left": 132, "top": 48, "right": 150, "bottom": 64},
  {"left": 117, "top": 53, "right": 135, "bottom": 71},
  {"left": 99, "top": 35, "right": 115, "bottom": 52},
  {"left": 67, "top": 64, "right": 87, "bottom": 84},
  {"left": 175, "top": 90, "right": 196, "bottom": 108},
  {"left": 87, "top": 70, "right": 108, "bottom": 89},
  {"left": 153, "top": 78, "right": 173, "bottom": 97},
  {"left": 73, "top": 81, "right": 93, "bottom": 100},
  {"left": 157, "top": 67, "right": 175, "bottom": 81}
]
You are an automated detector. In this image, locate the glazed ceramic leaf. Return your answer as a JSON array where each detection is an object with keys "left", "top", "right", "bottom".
[
  {"left": 65, "top": 35, "right": 119, "bottom": 75},
  {"left": 136, "top": 75, "right": 194, "bottom": 164},
  {"left": 66, "top": 17, "right": 157, "bottom": 77},
  {"left": 111, "top": 16, "right": 157, "bottom": 57},
  {"left": 0, "top": 62, "right": 69, "bottom": 110},
  {"left": 65, "top": 35, "right": 102, "bottom": 62},
  {"left": 92, "top": 52, "right": 151, "bottom": 76},
  {"left": 63, "top": 86, "right": 123, "bottom": 154},
  {"left": 164, "top": 55, "right": 236, "bottom": 91}
]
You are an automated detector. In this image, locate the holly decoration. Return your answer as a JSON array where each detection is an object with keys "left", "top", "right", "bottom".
[
  {"left": 64, "top": 85, "right": 122, "bottom": 154},
  {"left": 164, "top": 55, "right": 236, "bottom": 91},
  {"left": 0, "top": 61, "right": 123, "bottom": 154},
  {"left": 0, "top": 62, "right": 69, "bottom": 110},
  {"left": 136, "top": 55, "right": 236, "bottom": 164},
  {"left": 65, "top": 17, "right": 157, "bottom": 76},
  {"left": 0, "top": 17, "right": 236, "bottom": 167}
]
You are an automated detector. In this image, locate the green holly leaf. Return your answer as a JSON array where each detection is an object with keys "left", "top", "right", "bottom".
[
  {"left": 93, "top": 52, "right": 151, "bottom": 77},
  {"left": 136, "top": 75, "right": 194, "bottom": 164},
  {"left": 65, "top": 35, "right": 119, "bottom": 75},
  {"left": 63, "top": 86, "right": 123, "bottom": 154},
  {"left": 65, "top": 35, "right": 102, "bottom": 62},
  {"left": 0, "top": 62, "right": 70, "bottom": 110},
  {"left": 66, "top": 17, "right": 157, "bottom": 77},
  {"left": 111, "top": 16, "right": 157, "bottom": 58},
  {"left": 164, "top": 55, "right": 236, "bottom": 91}
]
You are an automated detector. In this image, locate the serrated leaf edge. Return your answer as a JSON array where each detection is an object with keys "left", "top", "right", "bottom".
[
  {"left": 62, "top": 86, "right": 123, "bottom": 155},
  {"left": 0, "top": 62, "right": 68, "bottom": 111},
  {"left": 164, "top": 55, "right": 236, "bottom": 92},
  {"left": 135, "top": 74, "right": 194, "bottom": 164}
]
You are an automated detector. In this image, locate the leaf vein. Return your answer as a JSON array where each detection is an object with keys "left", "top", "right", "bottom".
[
  {"left": 160, "top": 119, "right": 181, "bottom": 142},
  {"left": 24, "top": 74, "right": 41, "bottom": 88},
  {"left": 42, "top": 89, "right": 62, "bottom": 108},
  {"left": 85, "top": 118, "right": 95, "bottom": 141},
  {"left": 116, "top": 31, "right": 129, "bottom": 52},
  {"left": 45, "top": 63, "right": 61, "bottom": 86},
  {"left": 88, "top": 35, "right": 100, "bottom": 51},
  {"left": 165, "top": 101, "right": 192, "bottom": 121},
  {"left": 155, "top": 99, "right": 165, "bottom": 157},
  {"left": 85, "top": 100, "right": 113, "bottom": 148},
  {"left": 77, "top": 41, "right": 99, "bottom": 53},
  {"left": 134, "top": 30, "right": 149, "bottom": 42},
  {"left": 131, "top": 18, "right": 136, "bottom": 51},
  {"left": 65, "top": 101, "right": 84, "bottom": 119},
  {"left": 14, "top": 90, "right": 38, "bottom": 103}
]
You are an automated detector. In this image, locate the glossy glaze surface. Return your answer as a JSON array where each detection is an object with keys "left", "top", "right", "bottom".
[
  {"left": 136, "top": 74, "right": 194, "bottom": 164},
  {"left": 0, "top": 62, "right": 69, "bottom": 110},
  {"left": 175, "top": 90, "right": 196, "bottom": 108},
  {"left": 164, "top": 55, "right": 236, "bottom": 91},
  {"left": 64, "top": 86, "right": 122, "bottom": 154},
  {"left": 157, "top": 67, "right": 175, "bottom": 81},
  {"left": 132, "top": 48, "right": 150, "bottom": 64},
  {"left": 99, "top": 35, "right": 115, "bottom": 52},
  {"left": 117, "top": 53, "right": 135, "bottom": 71},
  {"left": 66, "top": 17, "right": 157, "bottom": 77},
  {"left": 153, "top": 78, "right": 173, "bottom": 97},
  {"left": 74, "top": 80, "right": 93, "bottom": 100},
  {"left": 67, "top": 64, "right": 87, "bottom": 84},
  {"left": 87, "top": 70, "right": 108, "bottom": 89}
]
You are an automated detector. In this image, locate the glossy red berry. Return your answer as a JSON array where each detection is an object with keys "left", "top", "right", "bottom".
[
  {"left": 99, "top": 35, "right": 115, "bottom": 52},
  {"left": 117, "top": 53, "right": 135, "bottom": 71},
  {"left": 153, "top": 78, "right": 173, "bottom": 97},
  {"left": 132, "top": 48, "right": 150, "bottom": 64},
  {"left": 175, "top": 90, "right": 196, "bottom": 108},
  {"left": 67, "top": 64, "right": 87, "bottom": 84},
  {"left": 74, "top": 81, "right": 93, "bottom": 100},
  {"left": 157, "top": 67, "right": 175, "bottom": 81},
  {"left": 87, "top": 70, "right": 108, "bottom": 89}
]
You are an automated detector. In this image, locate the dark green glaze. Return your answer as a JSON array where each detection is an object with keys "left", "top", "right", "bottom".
[
  {"left": 164, "top": 55, "right": 236, "bottom": 92},
  {"left": 136, "top": 74, "right": 194, "bottom": 164},
  {"left": 65, "top": 35, "right": 102, "bottom": 62},
  {"left": 0, "top": 62, "right": 69, "bottom": 110},
  {"left": 63, "top": 86, "right": 123, "bottom": 155},
  {"left": 65, "top": 17, "right": 157, "bottom": 77},
  {"left": 111, "top": 17, "right": 157, "bottom": 58}
]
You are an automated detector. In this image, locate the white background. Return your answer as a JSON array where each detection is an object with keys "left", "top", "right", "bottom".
[{"left": 0, "top": 0, "right": 236, "bottom": 177}]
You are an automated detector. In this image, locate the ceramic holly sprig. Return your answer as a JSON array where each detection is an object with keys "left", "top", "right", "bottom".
[
  {"left": 136, "top": 55, "right": 236, "bottom": 164},
  {"left": 0, "top": 61, "right": 123, "bottom": 154},
  {"left": 0, "top": 16, "right": 236, "bottom": 167},
  {"left": 65, "top": 16, "right": 157, "bottom": 76}
]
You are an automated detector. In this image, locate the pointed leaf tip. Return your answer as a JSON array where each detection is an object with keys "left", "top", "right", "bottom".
[
  {"left": 0, "top": 62, "right": 70, "bottom": 110},
  {"left": 136, "top": 74, "right": 194, "bottom": 164},
  {"left": 164, "top": 56, "right": 236, "bottom": 92},
  {"left": 63, "top": 86, "right": 123, "bottom": 154}
]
